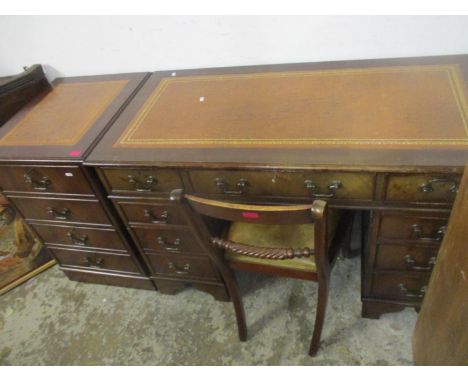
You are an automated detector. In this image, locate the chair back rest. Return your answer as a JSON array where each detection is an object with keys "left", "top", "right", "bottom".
[{"left": 185, "top": 194, "right": 327, "bottom": 225}]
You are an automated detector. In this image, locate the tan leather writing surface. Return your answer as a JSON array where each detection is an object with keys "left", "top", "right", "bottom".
[
  {"left": 0, "top": 80, "right": 128, "bottom": 146},
  {"left": 115, "top": 65, "right": 467, "bottom": 148}
]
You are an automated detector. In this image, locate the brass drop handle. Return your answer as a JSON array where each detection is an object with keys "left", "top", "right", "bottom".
[
  {"left": 144, "top": 209, "right": 168, "bottom": 224},
  {"left": 24, "top": 169, "right": 51, "bottom": 191},
  {"left": 304, "top": 180, "right": 342, "bottom": 198},
  {"left": 404, "top": 255, "right": 436, "bottom": 271},
  {"left": 412, "top": 224, "right": 446, "bottom": 242},
  {"left": 398, "top": 283, "right": 427, "bottom": 299},
  {"left": 215, "top": 178, "right": 249, "bottom": 195},
  {"left": 419, "top": 178, "right": 459, "bottom": 194},
  {"left": 84, "top": 256, "right": 104, "bottom": 268},
  {"left": 157, "top": 236, "right": 181, "bottom": 251},
  {"left": 67, "top": 230, "right": 89, "bottom": 246},
  {"left": 168, "top": 262, "right": 190, "bottom": 275},
  {"left": 47, "top": 207, "right": 70, "bottom": 220},
  {"left": 127, "top": 175, "right": 157, "bottom": 192}
]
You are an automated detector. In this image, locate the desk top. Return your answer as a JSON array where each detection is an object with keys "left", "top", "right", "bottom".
[
  {"left": 31, "top": 56, "right": 468, "bottom": 168},
  {"left": 0, "top": 73, "right": 147, "bottom": 163}
]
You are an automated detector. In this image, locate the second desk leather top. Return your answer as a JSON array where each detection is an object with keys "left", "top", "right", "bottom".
[{"left": 0, "top": 73, "right": 147, "bottom": 163}]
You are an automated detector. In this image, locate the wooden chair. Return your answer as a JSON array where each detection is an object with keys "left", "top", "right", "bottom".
[{"left": 180, "top": 192, "right": 349, "bottom": 356}]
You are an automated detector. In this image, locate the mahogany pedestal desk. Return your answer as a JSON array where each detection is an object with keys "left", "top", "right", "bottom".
[
  {"left": 86, "top": 55, "right": 468, "bottom": 318},
  {"left": 0, "top": 71, "right": 157, "bottom": 290}
]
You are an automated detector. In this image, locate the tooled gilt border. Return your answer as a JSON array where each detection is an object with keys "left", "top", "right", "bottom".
[
  {"left": 0, "top": 80, "right": 128, "bottom": 146},
  {"left": 115, "top": 65, "right": 468, "bottom": 147}
]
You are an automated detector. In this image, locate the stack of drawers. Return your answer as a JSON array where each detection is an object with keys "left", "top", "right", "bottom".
[
  {"left": 362, "top": 209, "right": 450, "bottom": 317},
  {"left": 361, "top": 172, "right": 459, "bottom": 318},
  {"left": 97, "top": 167, "right": 229, "bottom": 301},
  {"left": 0, "top": 165, "right": 154, "bottom": 290}
]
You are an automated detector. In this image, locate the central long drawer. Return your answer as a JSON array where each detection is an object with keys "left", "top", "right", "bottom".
[{"left": 188, "top": 170, "right": 375, "bottom": 200}]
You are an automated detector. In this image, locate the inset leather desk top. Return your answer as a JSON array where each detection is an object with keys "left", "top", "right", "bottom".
[
  {"left": 0, "top": 73, "right": 147, "bottom": 162},
  {"left": 87, "top": 55, "right": 468, "bottom": 168},
  {"left": 116, "top": 65, "right": 467, "bottom": 148}
]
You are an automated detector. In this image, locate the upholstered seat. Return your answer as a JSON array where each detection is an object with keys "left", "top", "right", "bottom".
[{"left": 225, "top": 222, "right": 316, "bottom": 272}]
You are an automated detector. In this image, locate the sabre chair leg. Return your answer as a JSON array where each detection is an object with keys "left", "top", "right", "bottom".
[
  {"left": 309, "top": 279, "right": 329, "bottom": 356},
  {"left": 223, "top": 269, "right": 248, "bottom": 341}
]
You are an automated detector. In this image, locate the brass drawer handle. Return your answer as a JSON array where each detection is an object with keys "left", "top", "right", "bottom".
[
  {"left": 412, "top": 224, "right": 446, "bottom": 242},
  {"left": 144, "top": 209, "right": 168, "bottom": 224},
  {"left": 66, "top": 230, "right": 89, "bottom": 246},
  {"left": 404, "top": 255, "right": 436, "bottom": 271},
  {"left": 168, "top": 261, "right": 190, "bottom": 275},
  {"left": 83, "top": 256, "right": 104, "bottom": 268},
  {"left": 127, "top": 175, "right": 157, "bottom": 192},
  {"left": 419, "top": 178, "right": 459, "bottom": 194},
  {"left": 47, "top": 207, "right": 70, "bottom": 220},
  {"left": 215, "top": 178, "right": 248, "bottom": 195},
  {"left": 398, "top": 283, "right": 427, "bottom": 299},
  {"left": 157, "top": 236, "right": 181, "bottom": 251},
  {"left": 24, "top": 169, "right": 51, "bottom": 191},
  {"left": 304, "top": 180, "right": 342, "bottom": 198}
]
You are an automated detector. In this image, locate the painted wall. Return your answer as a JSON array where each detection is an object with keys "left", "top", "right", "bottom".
[{"left": 1, "top": 16, "right": 468, "bottom": 80}]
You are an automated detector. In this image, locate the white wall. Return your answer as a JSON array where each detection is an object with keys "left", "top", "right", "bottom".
[{"left": 1, "top": 15, "right": 468, "bottom": 80}]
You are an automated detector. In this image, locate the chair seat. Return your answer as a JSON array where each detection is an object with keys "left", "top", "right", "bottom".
[{"left": 225, "top": 222, "right": 316, "bottom": 272}]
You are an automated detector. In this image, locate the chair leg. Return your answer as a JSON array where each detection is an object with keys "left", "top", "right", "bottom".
[
  {"left": 223, "top": 269, "right": 248, "bottom": 341},
  {"left": 309, "top": 279, "right": 329, "bottom": 356}
]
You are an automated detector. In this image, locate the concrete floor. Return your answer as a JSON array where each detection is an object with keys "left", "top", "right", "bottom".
[{"left": 0, "top": 256, "right": 417, "bottom": 365}]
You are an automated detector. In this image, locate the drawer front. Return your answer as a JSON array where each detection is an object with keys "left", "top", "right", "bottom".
[
  {"left": 370, "top": 273, "right": 430, "bottom": 302},
  {"left": 116, "top": 200, "right": 188, "bottom": 226},
  {"left": 0, "top": 165, "right": 94, "bottom": 195},
  {"left": 189, "top": 170, "right": 374, "bottom": 200},
  {"left": 147, "top": 253, "right": 218, "bottom": 281},
  {"left": 385, "top": 173, "right": 460, "bottom": 203},
  {"left": 10, "top": 196, "right": 111, "bottom": 225},
  {"left": 101, "top": 168, "right": 182, "bottom": 194},
  {"left": 375, "top": 244, "right": 438, "bottom": 272},
  {"left": 50, "top": 247, "right": 140, "bottom": 274},
  {"left": 62, "top": 268, "right": 155, "bottom": 290},
  {"left": 31, "top": 224, "right": 126, "bottom": 251},
  {"left": 379, "top": 214, "right": 448, "bottom": 243},
  {"left": 131, "top": 226, "right": 204, "bottom": 254}
]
